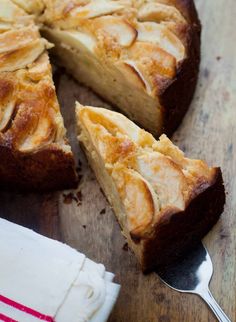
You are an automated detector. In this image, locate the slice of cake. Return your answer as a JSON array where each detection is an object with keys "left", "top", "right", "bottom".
[
  {"left": 76, "top": 103, "right": 225, "bottom": 272},
  {"left": 0, "top": 218, "right": 120, "bottom": 321},
  {"left": 40, "top": 0, "right": 201, "bottom": 136},
  {"left": 0, "top": 0, "right": 77, "bottom": 191}
]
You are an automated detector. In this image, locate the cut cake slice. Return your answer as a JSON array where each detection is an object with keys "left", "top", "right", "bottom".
[{"left": 76, "top": 102, "right": 225, "bottom": 272}]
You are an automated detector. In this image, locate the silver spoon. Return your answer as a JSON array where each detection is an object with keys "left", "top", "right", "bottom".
[{"left": 156, "top": 242, "right": 231, "bottom": 322}]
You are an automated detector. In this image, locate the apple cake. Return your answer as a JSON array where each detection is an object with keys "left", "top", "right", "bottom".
[
  {"left": 39, "top": 0, "right": 201, "bottom": 136},
  {"left": 0, "top": 0, "right": 201, "bottom": 191},
  {"left": 0, "top": 0, "right": 77, "bottom": 191},
  {"left": 76, "top": 103, "right": 225, "bottom": 272}
]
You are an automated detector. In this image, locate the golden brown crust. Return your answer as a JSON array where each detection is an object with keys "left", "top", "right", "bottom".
[{"left": 76, "top": 104, "right": 225, "bottom": 272}]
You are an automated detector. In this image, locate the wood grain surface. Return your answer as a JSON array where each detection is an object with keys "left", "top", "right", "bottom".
[{"left": 0, "top": 1, "right": 235, "bottom": 321}]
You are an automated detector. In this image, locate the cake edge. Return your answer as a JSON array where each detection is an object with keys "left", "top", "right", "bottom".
[
  {"left": 0, "top": 144, "right": 78, "bottom": 192},
  {"left": 136, "top": 168, "right": 225, "bottom": 272},
  {"left": 160, "top": 0, "right": 201, "bottom": 135}
]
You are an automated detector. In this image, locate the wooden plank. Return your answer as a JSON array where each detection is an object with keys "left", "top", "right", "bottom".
[{"left": 0, "top": 0, "right": 235, "bottom": 321}]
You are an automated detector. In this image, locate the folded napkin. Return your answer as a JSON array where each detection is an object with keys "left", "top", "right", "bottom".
[{"left": 0, "top": 218, "right": 120, "bottom": 322}]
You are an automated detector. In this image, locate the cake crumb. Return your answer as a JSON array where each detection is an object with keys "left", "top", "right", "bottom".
[
  {"left": 122, "top": 243, "right": 128, "bottom": 251},
  {"left": 63, "top": 192, "right": 77, "bottom": 204},
  {"left": 76, "top": 191, "right": 83, "bottom": 206},
  {"left": 63, "top": 191, "right": 83, "bottom": 206},
  {"left": 76, "top": 191, "right": 82, "bottom": 201},
  {"left": 76, "top": 159, "right": 83, "bottom": 173},
  {"left": 100, "top": 208, "right": 106, "bottom": 215}
]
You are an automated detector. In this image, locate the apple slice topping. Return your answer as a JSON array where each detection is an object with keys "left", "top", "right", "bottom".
[
  {"left": 72, "top": 0, "right": 125, "bottom": 19},
  {"left": 136, "top": 151, "right": 188, "bottom": 211},
  {"left": 137, "top": 22, "right": 185, "bottom": 62},
  {"left": 116, "top": 60, "right": 152, "bottom": 94},
  {"left": 93, "top": 16, "right": 137, "bottom": 47},
  {"left": 112, "top": 166, "right": 160, "bottom": 238},
  {"left": 0, "top": 100, "right": 15, "bottom": 132},
  {"left": 138, "top": 2, "right": 186, "bottom": 24},
  {"left": 18, "top": 114, "right": 56, "bottom": 153},
  {"left": 0, "top": 0, "right": 27, "bottom": 22},
  {"left": 128, "top": 42, "right": 176, "bottom": 79}
]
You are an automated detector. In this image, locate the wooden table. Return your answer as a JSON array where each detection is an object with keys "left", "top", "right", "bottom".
[{"left": 0, "top": 0, "right": 235, "bottom": 321}]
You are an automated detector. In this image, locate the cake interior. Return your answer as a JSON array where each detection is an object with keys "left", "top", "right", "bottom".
[
  {"left": 43, "top": 27, "right": 163, "bottom": 136},
  {"left": 77, "top": 107, "right": 144, "bottom": 262}
]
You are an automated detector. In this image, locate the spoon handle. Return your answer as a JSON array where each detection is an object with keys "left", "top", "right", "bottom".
[{"left": 199, "top": 288, "right": 231, "bottom": 322}]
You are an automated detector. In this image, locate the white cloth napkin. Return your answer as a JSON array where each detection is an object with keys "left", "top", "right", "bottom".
[{"left": 0, "top": 218, "right": 120, "bottom": 322}]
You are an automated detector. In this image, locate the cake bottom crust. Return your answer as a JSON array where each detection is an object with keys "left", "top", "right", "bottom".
[{"left": 0, "top": 145, "right": 78, "bottom": 192}]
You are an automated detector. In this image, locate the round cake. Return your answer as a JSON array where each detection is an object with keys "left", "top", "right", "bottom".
[{"left": 0, "top": 0, "right": 201, "bottom": 191}]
